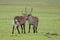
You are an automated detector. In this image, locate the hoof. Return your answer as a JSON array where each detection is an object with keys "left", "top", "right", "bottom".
[
  {"left": 12, "top": 32, "right": 14, "bottom": 34},
  {"left": 18, "top": 32, "right": 20, "bottom": 34},
  {"left": 28, "top": 31, "right": 30, "bottom": 33},
  {"left": 24, "top": 32, "right": 26, "bottom": 34}
]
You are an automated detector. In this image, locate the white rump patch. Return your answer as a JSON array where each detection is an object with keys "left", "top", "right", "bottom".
[
  {"left": 12, "top": 19, "right": 20, "bottom": 26},
  {"left": 15, "top": 19, "right": 18, "bottom": 22}
]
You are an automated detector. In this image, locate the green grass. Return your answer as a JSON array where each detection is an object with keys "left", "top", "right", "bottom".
[
  {"left": 0, "top": 5, "right": 60, "bottom": 40},
  {"left": 0, "top": 0, "right": 60, "bottom": 7}
]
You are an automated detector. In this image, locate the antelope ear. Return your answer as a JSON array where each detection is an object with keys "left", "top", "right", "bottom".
[
  {"left": 22, "top": 11, "right": 26, "bottom": 15},
  {"left": 23, "top": 13, "right": 28, "bottom": 16},
  {"left": 22, "top": 13, "right": 25, "bottom": 16},
  {"left": 28, "top": 13, "right": 32, "bottom": 16}
]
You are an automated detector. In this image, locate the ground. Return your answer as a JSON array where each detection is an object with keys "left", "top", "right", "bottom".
[
  {"left": 0, "top": 0, "right": 60, "bottom": 40},
  {"left": 0, "top": 5, "right": 60, "bottom": 40}
]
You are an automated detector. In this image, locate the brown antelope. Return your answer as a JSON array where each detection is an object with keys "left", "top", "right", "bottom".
[
  {"left": 27, "top": 8, "right": 39, "bottom": 33},
  {"left": 12, "top": 8, "right": 28, "bottom": 34}
]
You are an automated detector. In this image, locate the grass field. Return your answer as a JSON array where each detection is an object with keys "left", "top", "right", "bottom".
[
  {"left": 0, "top": 0, "right": 60, "bottom": 40},
  {"left": 0, "top": 5, "right": 60, "bottom": 40}
]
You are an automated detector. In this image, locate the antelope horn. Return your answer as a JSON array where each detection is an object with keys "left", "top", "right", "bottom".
[
  {"left": 25, "top": 7, "right": 27, "bottom": 13},
  {"left": 30, "top": 8, "right": 33, "bottom": 13},
  {"left": 29, "top": 8, "right": 33, "bottom": 16}
]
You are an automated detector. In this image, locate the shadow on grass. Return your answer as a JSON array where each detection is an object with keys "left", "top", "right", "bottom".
[{"left": 44, "top": 32, "right": 60, "bottom": 38}]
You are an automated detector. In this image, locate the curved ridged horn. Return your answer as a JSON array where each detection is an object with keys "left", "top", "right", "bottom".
[{"left": 30, "top": 8, "right": 33, "bottom": 14}]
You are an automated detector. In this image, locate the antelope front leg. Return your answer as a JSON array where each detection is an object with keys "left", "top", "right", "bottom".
[
  {"left": 33, "top": 25, "right": 35, "bottom": 33},
  {"left": 28, "top": 24, "right": 31, "bottom": 33},
  {"left": 23, "top": 24, "right": 26, "bottom": 34},
  {"left": 36, "top": 24, "right": 38, "bottom": 33},
  {"left": 36, "top": 26, "right": 37, "bottom": 33}
]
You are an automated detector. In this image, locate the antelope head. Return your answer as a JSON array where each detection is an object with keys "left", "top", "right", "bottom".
[
  {"left": 22, "top": 8, "right": 33, "bottom": 20},
  {"left": 28, "top": 8, "right": 33, "bottom": 17}
]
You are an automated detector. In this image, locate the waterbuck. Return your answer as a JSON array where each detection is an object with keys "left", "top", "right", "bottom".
[
  {"left": 27, "top": 8, "right": 39, "bottom": 33},
  {"left": 12, "top": 8, "right": 28, "bottom": 34}
]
